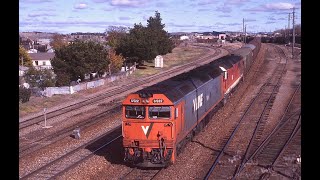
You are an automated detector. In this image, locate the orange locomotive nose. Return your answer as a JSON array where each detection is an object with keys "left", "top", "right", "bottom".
[{"left": 129, "top": 148, "right": 134, "bottom": 155}]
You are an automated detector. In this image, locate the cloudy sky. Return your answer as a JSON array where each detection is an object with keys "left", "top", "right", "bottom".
[{"left": 19, "top": 0, "right": 301, "bottom": 34}]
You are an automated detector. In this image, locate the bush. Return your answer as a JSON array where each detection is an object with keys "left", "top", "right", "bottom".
[{"left": 19, "top": 86, "right": 31, "bottom": 103}]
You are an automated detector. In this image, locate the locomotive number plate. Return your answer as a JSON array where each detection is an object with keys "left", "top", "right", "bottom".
[{"left": 153, "top": 99, "right": 164, "bottom": 103}]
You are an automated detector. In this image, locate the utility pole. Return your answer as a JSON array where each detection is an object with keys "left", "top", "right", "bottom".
[
  {"left": 243, "top": 18, "right": 245, "bottom": 43},
  {"left": 244, "top": 25, "right": 247, "bottom": 44},
  {"left": 292, "top": 8, "right": 295, "bottom": 58},
  {"left": 284, "top": 25, "right": 286, "bottom": 38},
  {"left": 288, "top": 13, "right": 291, "bottom": 36}
]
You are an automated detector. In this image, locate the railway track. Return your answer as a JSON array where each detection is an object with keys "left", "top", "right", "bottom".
[
  {"left": 19, "top": 103, "right": 121, "bottom": 158},
  {"left": 204, "top": 44, "right": 291, "bottom": 179},
  {"left": 120, "top": 168, "right": 162, "bottom": 180},
  {"left": 20, "top": 126, "right": 122, "bottom": 179},
  {"left": 233, "top": 83, "right": 301, "bottom": 179}
]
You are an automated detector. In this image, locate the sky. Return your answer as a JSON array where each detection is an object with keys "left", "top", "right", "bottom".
[{"left": 19, "top": 0, "right": 301, "bottom": 34}]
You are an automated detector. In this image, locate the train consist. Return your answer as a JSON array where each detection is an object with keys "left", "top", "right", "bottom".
[{"left": 121, "top": 38, "right": 261, "bottom": 167}]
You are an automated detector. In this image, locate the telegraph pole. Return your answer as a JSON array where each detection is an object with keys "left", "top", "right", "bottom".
[
  {"left": 243, "top": 18, "right": 245, "bottom": 43},
  {"left": 292, "top": 8, "right": 295, "bottom": 58},
  {"left": 244, "top": 25, "right": 247, "bottom": 44},
  {"left": 287, "top": 13, "right": 290, "bottom": 43},
  {"left": 284, "top": 25, "right": 286, "bottom": 38}
]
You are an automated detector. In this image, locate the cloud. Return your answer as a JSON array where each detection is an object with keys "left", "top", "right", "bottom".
[
  {"left": 245, "top": 2, "right": 295, "bottom": 12},
  {"left": 20, "top": 20, "right": 134, "bottom": 30},
  {"left": 74, "top": 3, "right": 88, "bottom": 9},
  {"left": 268, "top": 17, "right": 276, "bottom": 21},
  {"left": 218, "top": 15, "right": 231, "bottom": 18},
  {"left": 266, "top": 21, "right": 276, "bottom": 24},
  {"left": 20, "top": 0, "right": 53, "bottom": 3},
  {"left": 198, "top": 8, "right": 211, "bottom": 12},
  {"left": 227, "top": 23, "right": 241, "bottom": 26},
  {"left": 197, "top": 0, "right": 219, "bottom": 6},
  {"left": 110, "top": 0, "right": 149, "bottom": 7},
  {"left": 28, "top": 12, "right": 56, "bottom": 17},
  {"left": 229, "top": 0, "right": 250, "bottom": 5},
  {"left": 245, "top": 18, "right": 257, "bottom": 22},
  {"left": 119, "top": 16, "right": 131, "bottom": 20},
  {"left": 265, "top": 3, "right": 294, "bottom": 10},
  {"left": 215, "top": 6, "right": 232, "bottom": 13},
  {"left": 215, "top": 22, "right": 241, "bottom": 26},
  {"left": 167, "top": 22, "right": 197, "bottom": 28},
  {"left": 34, "top": 7, "right": 56, "bottom": 11},
  {"left": 92, "top": 0, "right": 108, "bottom": 3},
  {"left": 155, "top": 2, "right": 167, "bottom": 8}
]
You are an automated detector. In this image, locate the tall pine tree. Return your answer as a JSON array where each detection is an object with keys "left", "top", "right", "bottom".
[{"left": 116, "top": 11, "right": 174, "bottom": 65}]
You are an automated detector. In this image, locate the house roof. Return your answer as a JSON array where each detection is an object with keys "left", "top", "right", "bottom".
[{"left": 29, "top": 52, "right": 55, "bottom": 61}]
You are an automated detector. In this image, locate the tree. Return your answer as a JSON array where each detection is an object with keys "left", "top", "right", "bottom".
[
  {"left": 19, "top": 46, "right": 33, "bottom": 67},
  {"left": 106, "top": 26, "right": 128, "bottom": 48},
  {"left": 19, "top": 86, "right": 31, "bottom": 103},
  {"left": 108, "top": 49, "right": 124, "bottom": 73},
  {"left": 24, "top": 67, "right": 56, "bottom": 90},
  {"left": 146, "top": 11, "right": 174, "bottom": 56},
  {"left": 116, "top": 11, "right": 174, "bottom": 64},
  {"left": 51, "top": 40, "right": 109, "bottom": 86},
  {"left": 50, "top": 34, "right": 68, "bottom": 50}
]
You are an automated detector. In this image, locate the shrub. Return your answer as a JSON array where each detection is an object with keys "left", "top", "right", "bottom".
[{"left": 19, "top": 86, "right": 31, "bottom": 103}]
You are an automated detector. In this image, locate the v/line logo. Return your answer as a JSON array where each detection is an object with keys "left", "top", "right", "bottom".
[
  {"left": 193, "top": 93, "right": 203, "bottom": 112},
  {"left": 141, "top": 123, "right": 154, "bottom": 138}
]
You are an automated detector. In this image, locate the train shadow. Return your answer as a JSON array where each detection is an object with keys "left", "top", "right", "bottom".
[
  {"left": 85, "top": 128, "right": 126, "bottom": 165},
  {"left": 191, "top": 140, "right": 234, "bottom": 157}
]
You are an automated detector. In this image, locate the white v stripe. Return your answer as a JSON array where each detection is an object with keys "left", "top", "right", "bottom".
[{"left": 141, "top": 126, "right": 149, "bottom": 135}]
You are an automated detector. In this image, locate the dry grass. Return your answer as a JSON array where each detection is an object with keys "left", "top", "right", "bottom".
[
  {"left": 132, "top": 46, "right": 207, "bottom": 77},
  {"left": 19, "top": 93, "right": 82, "bottom": 117}
]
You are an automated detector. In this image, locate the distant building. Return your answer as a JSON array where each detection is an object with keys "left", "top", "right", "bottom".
[
  {"left": 29, "top": 53, "right": 55, "bottom": 70},
  {"left": 219, "top": 34, "right": 226, "bottom": 40},
  {"left": 19, "top": 66, "right": 29, "bottom": 76},
  {"left": 27, "top": 49, "right": 38, "bottom": 53},
  {"left": 37, "top": 38, "right": 51, "bottom": 45},
  {"left": 180, "top": 35, "right": 189, "bottom": 40}
]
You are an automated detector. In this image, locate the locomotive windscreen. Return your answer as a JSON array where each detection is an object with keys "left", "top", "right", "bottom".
[
  {"left": 148, "top": 106, "right": 171, "bottom": 119},
  {"left": 125, "top": 106, "right": 145, "bottom": 119}
]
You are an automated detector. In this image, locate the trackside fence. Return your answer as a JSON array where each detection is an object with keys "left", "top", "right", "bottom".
[{"left": 43, "top": 65, "right": 136, "bottom": 97}]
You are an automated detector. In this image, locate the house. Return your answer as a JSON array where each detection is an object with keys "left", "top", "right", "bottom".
[
  {"left": 29, "top": 52, "right": 55, "bottom": 70},
  {"left": 19, "top": 66, "right": 29, "bottom": 76},
  {"left": 180, "top": 35, "right": 189, "bottom": 40},
  {"left": 27, "top": 49, "right": 38, "bottom": 53}
]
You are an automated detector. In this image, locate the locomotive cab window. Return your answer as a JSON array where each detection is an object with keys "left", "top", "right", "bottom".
[
  {"left": 125, "top": 106, "right": 145, "bottom": 119},
  {"left": 149, "top": 106, "right": 171, "bottom": 119}
]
